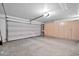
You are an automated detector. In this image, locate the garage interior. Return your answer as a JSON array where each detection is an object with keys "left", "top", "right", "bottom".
[{"left": 0, "top": 3, "right": 79, "bottom": 56}]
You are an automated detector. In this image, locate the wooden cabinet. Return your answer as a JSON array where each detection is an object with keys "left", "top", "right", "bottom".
[{"left": 44, "top": 20, "right": 79, "bottom": 40}]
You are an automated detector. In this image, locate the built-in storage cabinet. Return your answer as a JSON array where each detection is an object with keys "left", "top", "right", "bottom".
[{"left": 44, "top": 21, "right": 79, "bottom": 40}]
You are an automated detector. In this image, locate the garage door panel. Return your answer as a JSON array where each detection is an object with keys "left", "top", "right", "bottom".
[{"left": 7, "top": 20, "right": 41, "bottom": 41}]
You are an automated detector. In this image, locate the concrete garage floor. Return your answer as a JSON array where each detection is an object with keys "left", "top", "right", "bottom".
[{"left": 0, "top": 37, "right": 79, "bottom": 56}]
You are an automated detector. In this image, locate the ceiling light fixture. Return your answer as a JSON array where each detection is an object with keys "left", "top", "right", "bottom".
[{"left": 43, "top": 12, "right": 49, "bottom": 17}]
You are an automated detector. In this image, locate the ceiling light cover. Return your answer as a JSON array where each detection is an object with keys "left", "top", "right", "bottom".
[{"left": 43, "top": 13, "right": 49, "bottom": 17}]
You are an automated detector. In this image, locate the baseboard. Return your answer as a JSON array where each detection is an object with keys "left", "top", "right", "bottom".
[{"left": 44, "top": 35, "right": 79, "bottom": 41}]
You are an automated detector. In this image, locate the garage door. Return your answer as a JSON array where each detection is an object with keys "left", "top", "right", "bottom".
[{"left": 7, "top": 19, "right": 41, "bottom": 41}]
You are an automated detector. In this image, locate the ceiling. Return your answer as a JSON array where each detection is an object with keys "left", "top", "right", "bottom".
[{"left": 0, "top": 3, "right": 79, "bottom": 23}]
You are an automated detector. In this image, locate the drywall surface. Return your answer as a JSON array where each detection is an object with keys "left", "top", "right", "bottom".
[
  {"left": 0, "top": 15, "right": 6, "bottom": 42},
  {"left": 44, "top": 21, "right": 79, "bottom": 40}
]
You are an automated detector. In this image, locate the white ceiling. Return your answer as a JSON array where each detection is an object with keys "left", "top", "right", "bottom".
[{"left": 0, "top": 3, "right": 79, "bottom": 23}]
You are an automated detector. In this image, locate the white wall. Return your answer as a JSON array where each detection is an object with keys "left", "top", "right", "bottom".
[{"left": 0, "top": 15, "right": 6, "bottom": 42}]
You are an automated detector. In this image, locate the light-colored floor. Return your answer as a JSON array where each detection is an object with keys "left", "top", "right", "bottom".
[{"left": 0, "top": 37, "right": 79, "bottom": 56}]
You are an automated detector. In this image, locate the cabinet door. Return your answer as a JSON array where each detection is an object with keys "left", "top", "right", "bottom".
[{"left": 71, "top": 21, "right": 79, "bottom": 40}]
